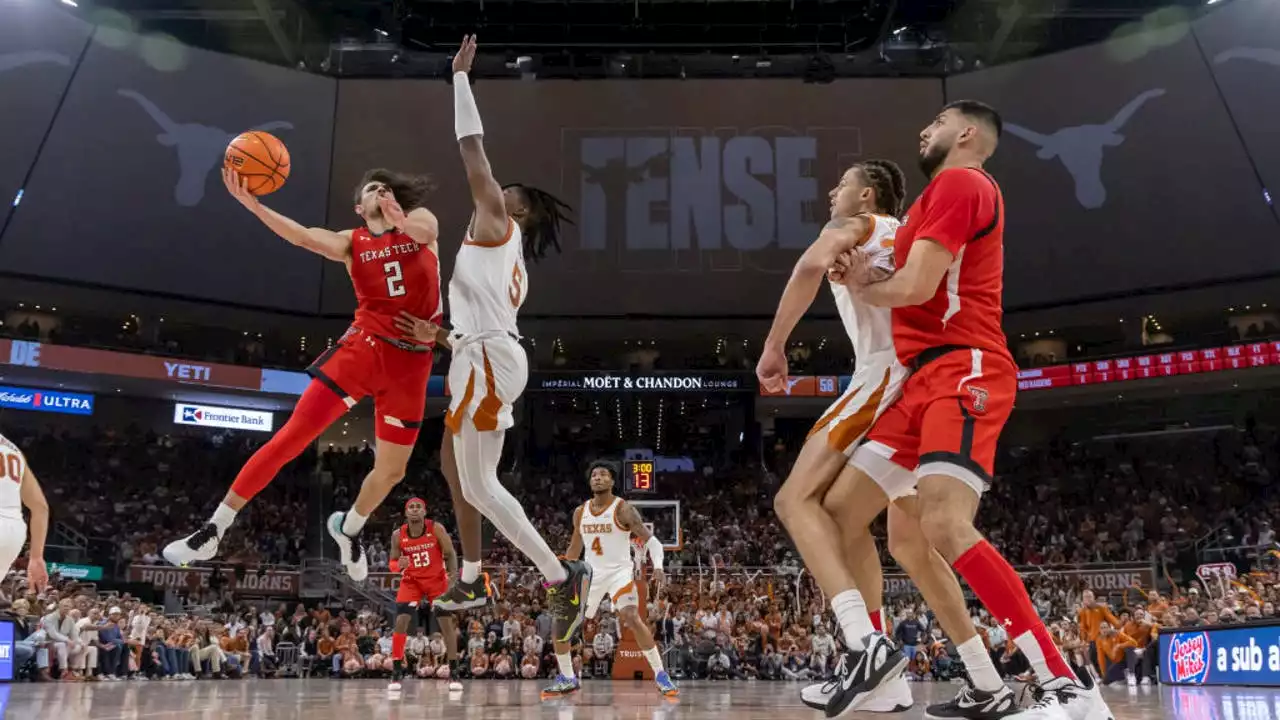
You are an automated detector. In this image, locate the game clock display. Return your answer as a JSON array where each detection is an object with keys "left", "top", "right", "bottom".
[{"left": 624, "top": 460, "right": 657, "bottom": 494}]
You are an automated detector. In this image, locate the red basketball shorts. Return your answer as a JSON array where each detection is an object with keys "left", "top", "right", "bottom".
[
  {"left": 851, "top": 347, "right": 1016, "bottom": 498},
  {"left": 307, "top": 326, "right": 434, "bottom": 445},
  {"left": 396, "top": 574, "right": 448, "bottom": 607}
]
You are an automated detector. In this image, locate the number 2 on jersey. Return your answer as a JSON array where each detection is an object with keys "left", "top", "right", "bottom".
[
  {"left": 384, "top": 261, "right": 406, "bottom": 297},
  {"left": 590, "top": 537, "right": 603, "bottom": 556},
  {"left": 0, "top": 452, "right": 22, "bottom": 484}
]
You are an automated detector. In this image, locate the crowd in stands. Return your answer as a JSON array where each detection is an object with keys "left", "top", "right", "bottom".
[{"left": 3, "top": 409, "right": 1280, "bottom": 686}]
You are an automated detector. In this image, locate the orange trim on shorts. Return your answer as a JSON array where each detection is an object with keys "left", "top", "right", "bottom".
[
  {"left": 472, "top": 344, "right": 504, "bottom": 432},
  {"left": 807, "top": 389, "right": 857, "bottom": 440},
  {"left": 463, "top": 218, "right": 515, "bottom": 248},
  {"left": 827, "top": 367, "right": 892, "bottom": 452},
  {"left": 443, "top": 368, "right": 477, "bottom": 435},
  {"left": 612, "top": 581, "right": 636, "bottom": 603}
]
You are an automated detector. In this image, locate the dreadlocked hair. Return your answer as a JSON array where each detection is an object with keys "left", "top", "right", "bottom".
[
  {"left": 354, "top": 168, "right": 436, "bottom": 212},
  {"left": 504, "top": 183, "right": 573, "bottom": 263},
  {"left": 856, "top": 159, "right": 908, "bottom": 218}
]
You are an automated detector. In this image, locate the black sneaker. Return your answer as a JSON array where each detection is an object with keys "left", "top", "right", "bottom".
[
  {"left": 546, "top": 560, "right": 592, "bottom": 643},
  {"left": 824, "top": 632, "right": 909, "bottom": 718},
  {"left": 925, "top": 683, "right": 1019, "bottom": 719},
  {"left": 434, "top": 573, "right": 493, "bottom": 613}
]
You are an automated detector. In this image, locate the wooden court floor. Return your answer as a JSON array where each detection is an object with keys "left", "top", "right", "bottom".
[{"left": 3, "top": 678, "right": 1274, "bottom": 719}]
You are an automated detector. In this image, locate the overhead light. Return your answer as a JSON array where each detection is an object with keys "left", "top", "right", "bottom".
[
  {"left": 375, "top": 28, "right": 389, "bottom": 37},
  {"left": 1206, "top": 0, "right": 1224, "bottom": 5},
  {"left": 61, "top": 0, "right": 78, "bottom": 6}
]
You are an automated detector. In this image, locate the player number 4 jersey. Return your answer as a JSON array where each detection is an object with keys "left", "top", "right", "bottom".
[
  {"left": 891, "top": 168, "right": 1012, "bottom": 366},
  {"left": 0, "top": 433, "right": 27, "bottom": 520},
  {"left": 449, "top": 218, "right": 527, "bottom": 338},
  {"left": 579, "top": 498, "right": 633, "bottom": 573}
]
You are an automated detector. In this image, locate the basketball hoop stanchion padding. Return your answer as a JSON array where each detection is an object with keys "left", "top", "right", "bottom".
[{"left": 612, "top": 559, "right": 653, "bottom": 680}]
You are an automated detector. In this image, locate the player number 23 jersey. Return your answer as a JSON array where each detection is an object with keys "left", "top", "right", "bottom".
[
  {"left": 449, "top": 218, "right": 527, "bottom": 337},
  {"left": 398, "top": 522, "right": 446, "bottom": 580},
  {"left": 579, "top": 498, "right": 633, "bottom": 573},
  {"left": 0, "top": 433, "right": 27, "bottom": 520}
]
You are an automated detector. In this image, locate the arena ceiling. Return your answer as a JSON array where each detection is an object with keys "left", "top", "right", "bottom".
[{"left": 75, "top": 0, "right": 1218, "bottom": 78}]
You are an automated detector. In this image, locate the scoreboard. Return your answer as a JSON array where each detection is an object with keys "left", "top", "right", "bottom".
[{"left": 624, "top": 460, "right": 657, "bottom": 495}]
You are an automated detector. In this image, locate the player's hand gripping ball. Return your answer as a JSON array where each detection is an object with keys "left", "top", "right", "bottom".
[{"left": 224, "top": 131, "right": 290, "bottom": 196}]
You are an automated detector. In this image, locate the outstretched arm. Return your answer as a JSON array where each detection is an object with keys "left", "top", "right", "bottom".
[
  {"left": 20, "top": 467, "right": 49, "bottom": 592},
  {"left": 223, "top": 169, "right": 351, "bottom": 262},
  {"left": 452, "top": 35, "right": 509, "bottom": 247}
]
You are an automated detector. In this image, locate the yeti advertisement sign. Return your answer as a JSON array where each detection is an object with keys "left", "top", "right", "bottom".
[
  {"left": 174, "top": 403, "right": 274, "bottom": 432},
  {"left": 0, "top": 385, "right": 94, "bottom": 416},
  {"left": 1159, "top": 624, "right": 1280, "bottom": 686}
]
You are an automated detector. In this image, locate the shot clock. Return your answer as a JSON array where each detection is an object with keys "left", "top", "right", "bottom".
[{"left": 624, "top": 459, "right": 658, "bottom": 494}]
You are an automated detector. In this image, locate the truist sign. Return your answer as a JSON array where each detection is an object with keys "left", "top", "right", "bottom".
[{"left": 0, "top": 385, "right": 94, "bottom": 415}]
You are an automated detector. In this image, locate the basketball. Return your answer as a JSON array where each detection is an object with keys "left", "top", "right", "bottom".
[{"left": 224, "top": 131, "right": 290, "bottom": 196}]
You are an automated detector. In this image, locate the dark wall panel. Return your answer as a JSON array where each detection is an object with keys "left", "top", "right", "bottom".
[{"left": 0, "top": 27, "right": 336, "bottom": 312}]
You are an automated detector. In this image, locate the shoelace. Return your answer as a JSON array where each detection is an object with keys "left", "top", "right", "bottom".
[
  {"left": 820, "top": 654, "right": 850, "bottom": 695},
  {"left": 1019, "top": 681, "right": 1060, "bottom": 709}
]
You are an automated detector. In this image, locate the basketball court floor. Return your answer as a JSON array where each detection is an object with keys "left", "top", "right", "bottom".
[{"left": 2, "top": 679, "right": 1267, "bottom": 719}]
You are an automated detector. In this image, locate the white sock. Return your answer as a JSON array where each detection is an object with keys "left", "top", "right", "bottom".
[
  {"left": 958, "top": 635, "right": 1004, "bottom": 693},
  {"left": 556, "top": 652, "right": 575, "bottom": 679},
  {"left": 455, "top": 428, "right": 567, "bottom": 584},
  {"left": 642, "top": 646, "right": 664, "bottom": 673},
  {"left": 461, "top": 560, "right": 481, "bottom": 584},
  {"left": 341, "top": 510, "right": 368, "bottom": 537},
  {"left": 1012, "top": 629, "right": 1070, "bottom": 685},
  {"left": 210, "top": 504, "right": 237, "bottom": 535},
  {"left": 831, "top": 589, "right": 876, "bottom": 651}
]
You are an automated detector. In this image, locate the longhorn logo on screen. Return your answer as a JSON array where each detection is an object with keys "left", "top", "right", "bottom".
[
  {"left": 117, "top": 89, "right": 293, "bottom": 207},
  {"left": 1003, "top": 89, "right": 1165, "bottom": 209},
  {"left": 573, "top": 130, "right": 860, "bottom": 267}
]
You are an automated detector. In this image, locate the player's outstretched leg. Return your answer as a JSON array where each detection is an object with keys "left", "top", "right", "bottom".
[
  {"left": 915, "top": 475, "right": 1111, "bottom": 720},
  {"left": 326, "top": 437, "right": 414, "bottom": 582},
  {"left": 540, "top": 639, "right": 581, "bottom": 700},
  {"left": 164, "top": 380, "right": 348, "bottom": 566}
]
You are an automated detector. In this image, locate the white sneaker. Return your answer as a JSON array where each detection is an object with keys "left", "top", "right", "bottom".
[
  {"left": 448, "top": 681, "right": 464, "bottom": 691},
  {"left": 326, "top": 511, "right": 368, "bottom": 582},
  {"left": 862, "top": 675, "right": 914, "bottom": 713},
  {"left": 163, "top": 523, "right": 222, "bottom": 566},
  {"left": 388, "top": 680, "right": 402, "bottom": 692},
  {"left": 1125, "top": 672, "right": 1136, "bottom": 687},
  {"left": 1012, "top": 676, "right": 1114, "bottom": 720}
]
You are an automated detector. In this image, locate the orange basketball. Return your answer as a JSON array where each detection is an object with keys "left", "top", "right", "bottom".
[{"left": 224, "top": 131, "right": 290, "bottom": 196}]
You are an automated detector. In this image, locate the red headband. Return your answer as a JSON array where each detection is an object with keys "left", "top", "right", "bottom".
[{"left": 405, "top": 497, "right": 426, "bottom": 512}]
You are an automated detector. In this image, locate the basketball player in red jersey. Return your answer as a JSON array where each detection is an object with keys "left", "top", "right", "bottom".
[
  {"left": 387, "top": 497, "right": 461, "bottom": 692},
  {"left": 833, "top": 101, "right": 1112, "bottom": 720},
  {"left": 165, "top": 168, "right": 442, "bottom": 583}
]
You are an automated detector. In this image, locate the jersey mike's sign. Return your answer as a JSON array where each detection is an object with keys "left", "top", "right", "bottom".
[
  {"left": 532, "top": 372, "right": 749, "bottom": 392},
  {"left": 0, "top": 384, "right": 94, "bottom": 415},
  {"left": 128, "top": 564, "right": 299, "bottom": 596}
]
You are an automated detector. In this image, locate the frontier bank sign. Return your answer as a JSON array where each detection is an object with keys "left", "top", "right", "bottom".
[{"left": 575, "top": 132, "right": 858, "bottom": 257}]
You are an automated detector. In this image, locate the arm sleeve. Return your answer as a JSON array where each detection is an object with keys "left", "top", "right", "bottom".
[{"left": 912, "top": 168, "right": 997, "bottom": 257}]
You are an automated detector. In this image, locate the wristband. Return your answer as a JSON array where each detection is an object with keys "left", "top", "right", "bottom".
[{"left": 389, "top": 558, "right": 401, "bottom": 574}]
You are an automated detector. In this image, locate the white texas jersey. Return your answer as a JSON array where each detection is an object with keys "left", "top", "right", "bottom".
[
  {"left": 579, "top": 498, "right": 634, "bottom": 573},
  {"left": 830, "top": 213, "right": 901, "bottom": 366},
  {"left": 448, "top": 217, "right": 527, "bottom": 337},
  {"left": 0, "top": 433, "right": 27, "bottom": 521}
]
